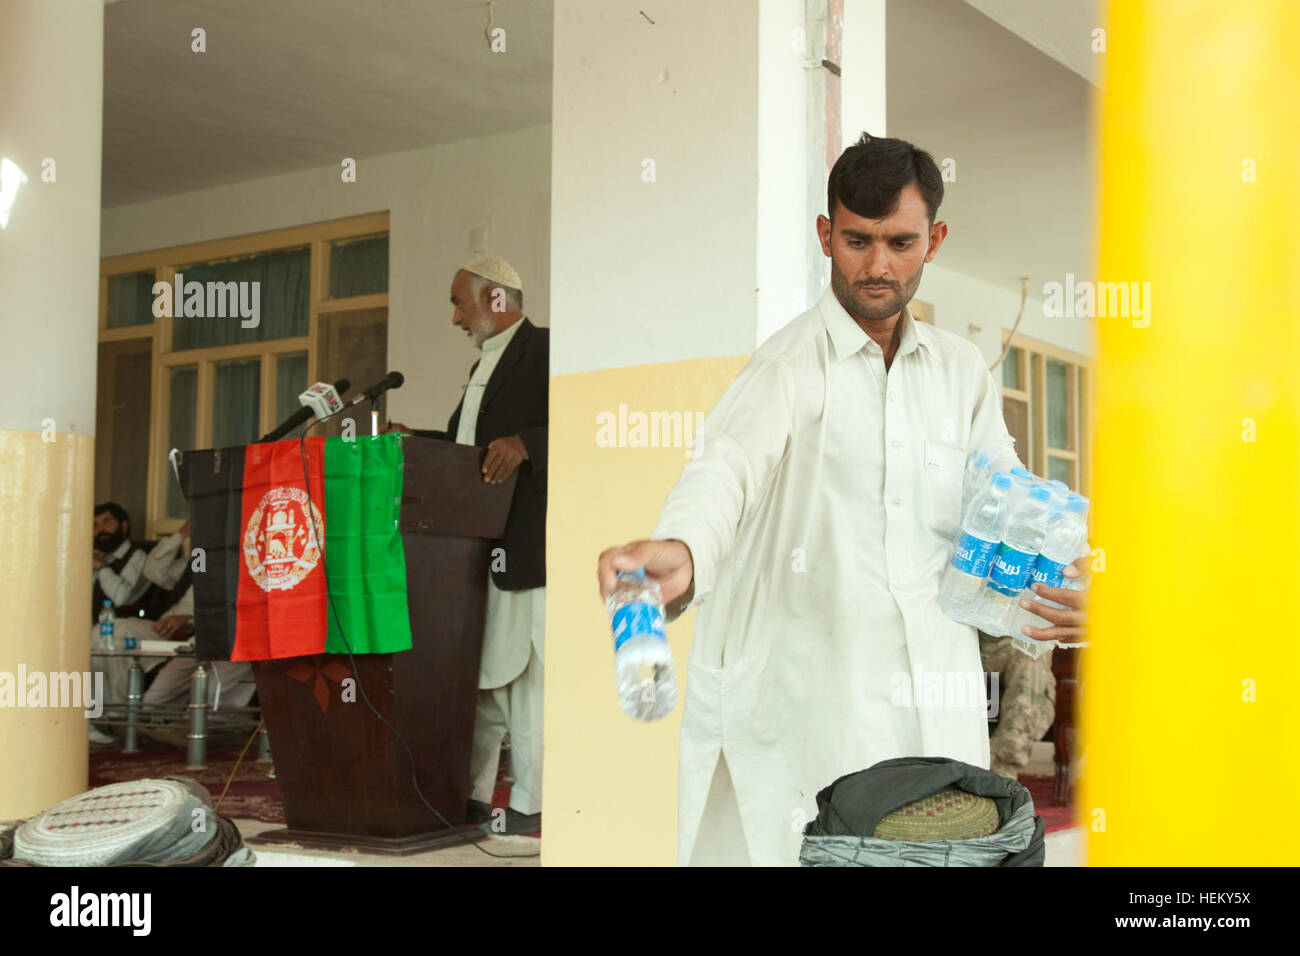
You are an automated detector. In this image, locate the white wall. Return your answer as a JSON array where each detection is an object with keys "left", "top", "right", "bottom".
[
  {"left": 841, "top": 0, "right": 887, "bottom": 151},
  {"left": 99, "top": 124, "right": 552, "bottom": 428},
  {"left": 550, "top": 0, "right": 761, "bottom": 375},
  {"left": 756, "top": 0, "right": 815, "bottom": 347},
  {"left": 920, "top": 261, "right": 1095, "bottom": 365}
]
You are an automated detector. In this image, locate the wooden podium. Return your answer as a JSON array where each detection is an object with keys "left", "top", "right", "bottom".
[{"left": 187, "top": 436, "right": 516, "bottom": 855}]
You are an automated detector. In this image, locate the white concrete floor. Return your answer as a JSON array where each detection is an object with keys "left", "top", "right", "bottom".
[{"left": 237, "top": 818, "right": 540, "bottom": 867}]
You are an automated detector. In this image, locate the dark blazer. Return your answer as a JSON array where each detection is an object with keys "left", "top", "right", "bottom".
[{"left": 415, "top": 317, "right": 548, "bottom": 590}]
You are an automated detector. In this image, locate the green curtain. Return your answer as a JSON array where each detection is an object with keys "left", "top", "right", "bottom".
[
  {"left": 329, "top": 235, "right": 389, "bottom": 299},
  {"left": 173, "top": 247, "right": 309, "bottom": 349},
  {"left": 212, "top": 360, "right": 261, "bottom": 449},
  {"left": 107, "top": 271, "right": 156, "bottom": 328}
]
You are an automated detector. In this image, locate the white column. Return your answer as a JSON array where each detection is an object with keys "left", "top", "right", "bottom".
[
  {"left": 841, "top": 0, "right": 888, "bottom": 148},
  {"left": 0, "top": 0, "right": 104, "bottom": 818}
]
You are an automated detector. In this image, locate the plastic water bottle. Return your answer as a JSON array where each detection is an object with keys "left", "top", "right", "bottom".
[
  {"left": 98, "top": 600, "right": 116, "bottom": 651},
  {"left": 1007, "top": 466, "right": 1034, "bottom": 505},
  {"left": 607, "top": 567, "right": 678, "bottom": 720},
  {"left": 960, "top": 449, "right": 996, "bottom": 522},
  {"left": 1029, "top": 494, "right": 1090, "bottom": 610},
  {"left": 941, "top": 472, "right": 1013, "bottom": 616},
  {"left": 978, "top": 484, "right": 1053, "bottom": 633}
]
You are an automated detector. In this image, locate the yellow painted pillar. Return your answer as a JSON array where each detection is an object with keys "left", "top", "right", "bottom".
[
  {"left": 0, "top": 1, "right": 104, "bottom": 818},
  {"left": 1085, "top": 1, "right": 1300, "bottom": 864}
]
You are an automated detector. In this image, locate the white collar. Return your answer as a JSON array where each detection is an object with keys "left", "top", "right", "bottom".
[{"left": 818, "top": 285, "right": 939, "bottom": 364}]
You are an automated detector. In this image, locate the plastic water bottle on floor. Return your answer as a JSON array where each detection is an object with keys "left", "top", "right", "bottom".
[
  {"left": 607, "top": 567, "right": 678, "bottom": 720},
  {"left": 941, "top": 472, "right": 1013, "bottom": 617},
  {"left": 978, "top": 484, "right": 1053, "bottom": 634},
  {"left": 98, "top": 600, "right": 115, "bottom": 651}
]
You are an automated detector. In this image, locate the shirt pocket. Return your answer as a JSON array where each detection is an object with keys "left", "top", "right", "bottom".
[{"left": 922, "top": 439, "right": 966, "bottom": 540}]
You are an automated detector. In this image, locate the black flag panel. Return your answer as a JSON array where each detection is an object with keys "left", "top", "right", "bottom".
[{"left": 178, "top": 445, "right": 246, "bottom": 661}]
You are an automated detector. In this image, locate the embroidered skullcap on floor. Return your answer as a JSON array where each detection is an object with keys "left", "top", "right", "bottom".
[
  {"left": 872, "top": 787, "right": 1001, "bottom": 842},
  {"left": 13, "top": 778, "right": 215, "bottom": 866}
]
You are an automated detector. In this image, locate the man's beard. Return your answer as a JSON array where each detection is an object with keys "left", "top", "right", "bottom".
[
  {"left": 830, "top": 259, "right": 924, "bottom": 324},
  {"left": 469, "top": 311, "right": 496, "bottom": 348},
  {"left": 94, "top": 530, "right": 124, "bottom": 552}
]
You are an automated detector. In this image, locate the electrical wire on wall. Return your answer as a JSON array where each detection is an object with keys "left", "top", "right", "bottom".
[{"left": 989, "top": 276, "right": 1030, "bottom": 374}]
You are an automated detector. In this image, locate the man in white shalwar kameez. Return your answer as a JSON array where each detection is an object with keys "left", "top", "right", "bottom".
[
  {"left": 390, "top": 256, "right": 549, "bottom": 835},
  {"left": 598, "top": 134, "right": 1088, "bottom": 866}
]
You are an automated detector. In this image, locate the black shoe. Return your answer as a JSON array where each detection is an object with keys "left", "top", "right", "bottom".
[
  {"left": 492, "top": 807, "right": 541, "bottom": 835},
  {"left": 465, "top": 798, "right": 492, "bottom": 825}
]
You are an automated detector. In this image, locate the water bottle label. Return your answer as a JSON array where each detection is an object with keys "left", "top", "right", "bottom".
[
  {"left": 612, "top": 601, "right": 666, "bottom": 651},
  {"left": 124, "top": 638, "right": 137, "bottom": 650},
  {"left": 988, "top": 544, "right": 1038, "bottom": 595},
  {"left": 950, "top": 533, "right": 999, "bottom": 577},
  {"left": 1030, "top": 555, "right": 1068, "bottom": 590},
  {"left": 100, "top": 623, "right": 112, "bottom": 634}
]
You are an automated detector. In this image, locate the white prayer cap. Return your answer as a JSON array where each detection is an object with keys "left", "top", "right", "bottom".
[{"left": 461, "top": 255, "right": 522, "bottom": 292}]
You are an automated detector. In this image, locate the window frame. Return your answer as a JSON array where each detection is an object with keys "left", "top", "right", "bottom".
[
  {"left": 98, "top": 211, "right": 390, "bottom": 538},
  {"left": 999, "top": 331, "right": 1094, "bottom": 497}
]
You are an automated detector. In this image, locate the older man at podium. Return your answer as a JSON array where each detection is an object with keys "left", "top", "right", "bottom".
[{"left": 387, "top": 255, "right": 548, "bottom": 836}]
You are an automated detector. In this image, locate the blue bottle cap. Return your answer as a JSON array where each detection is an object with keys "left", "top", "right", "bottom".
[
  {"left": 1010, "top": 467, "right": 1032, "bottom": 481},
  {"left": 1028, "top": 485, "right": 1052, "bottom": 502},
  {"left": 1067, "top": 495, "right": 1090, "bottom": 513},
  {"left": 1048, "top": 479, "right": 1069, "bottom": 491},
  {"left": 990, "top": 473, "right": 1013, "bottom": 489},
  {"left": 103, "top": 599, "right": 112, "bottom": 606},
  {"left": 617, "top": 566, "right": 647, "bottom": 582}
]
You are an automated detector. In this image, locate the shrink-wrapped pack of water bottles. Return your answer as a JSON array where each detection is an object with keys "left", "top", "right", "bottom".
[{"left": 938, "top": 448, "right": 1091, "bottom": 659}]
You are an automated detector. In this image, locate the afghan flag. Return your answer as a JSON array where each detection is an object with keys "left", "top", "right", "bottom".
[{"left": 182, "top": 434, "right": 413, "bottom": 661}]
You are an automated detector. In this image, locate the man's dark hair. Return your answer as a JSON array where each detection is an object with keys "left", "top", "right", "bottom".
[
  {"left": 94, "top": 501, "right": 130, "bottom": 529},
  {"left": 828, "top": 132, "right": 944, "bottom": 225}
]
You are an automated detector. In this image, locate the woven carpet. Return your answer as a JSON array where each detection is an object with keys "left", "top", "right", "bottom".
[
  {"left": 90, "top": 737, "right": 284, "bottom": 823},
  {"left": 1019, "top": 774, "right": 1075, "bottom": 834}
]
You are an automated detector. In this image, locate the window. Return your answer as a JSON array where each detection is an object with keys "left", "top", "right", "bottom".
[
  {"left": 998, "top": 334, "right": 1093, "bottom": 496},
  {"left": 97, "top": 212, "right": 390, "bottom": 537}
]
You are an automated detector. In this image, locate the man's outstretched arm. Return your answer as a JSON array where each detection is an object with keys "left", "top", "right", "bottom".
[{"left": 596, "top": 353, "right": 796, "bottom": 616}]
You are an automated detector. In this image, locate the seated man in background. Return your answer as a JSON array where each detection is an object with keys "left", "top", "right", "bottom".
[
  {"left": 89, "top": 511, "right": 196, "bottom": 740},
  {"left": 141, "top": 581, "right": 256, "bottom": 718},
  {"left": 138, "top": 519, "right": 256, "bottom": 737},
  {"left": 91, "top": 501, "right": 151, "bottom": 621}
]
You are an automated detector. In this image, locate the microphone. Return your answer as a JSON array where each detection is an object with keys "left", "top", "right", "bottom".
[
  {"left": 259, "top": 378, "right": 350, "bottom": 442},
  {"left": 347, "top": 371, "right": 404, "bottom": 406}
]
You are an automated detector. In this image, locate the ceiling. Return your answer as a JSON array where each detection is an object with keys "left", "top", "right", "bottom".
[
  {"left": 102, "top": 0, "right": 552, "bottom": 207},
  {"left": 101, "top": 0, "right": 1095, "bottom": 297},
  {"left": 887, "top": 0, "right": 1099, "bottom": 294}
]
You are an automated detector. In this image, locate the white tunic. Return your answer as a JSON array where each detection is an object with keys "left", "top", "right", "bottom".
[
  {"left": 651, "top": 285, "right": 1021, "bottom": 866},
  {"left": 456, "top": 317, "right": 542, "bottom": 690}
]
